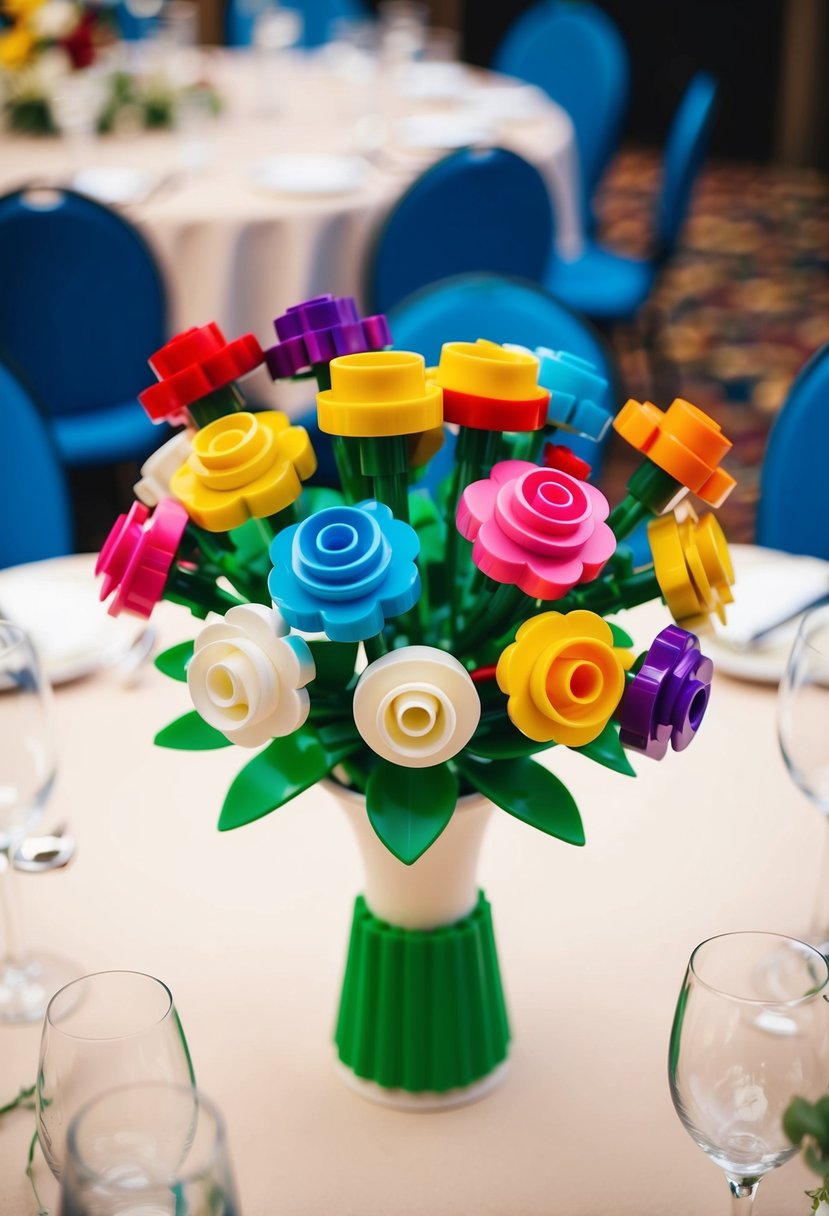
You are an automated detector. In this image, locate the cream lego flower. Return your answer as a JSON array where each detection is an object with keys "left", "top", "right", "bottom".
[
  {"left": 134, "top": 430, "right": 194, "bottom": 507},
  {"left": 188, "top": 604, "right": 314, "bottom": 748},
  {"left": 352, "top": 646, "right": 480, "bottom": 768}
]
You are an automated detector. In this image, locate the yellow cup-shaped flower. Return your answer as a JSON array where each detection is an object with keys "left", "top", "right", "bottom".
[
  {"left": 317, "top": 351, "right": 442, "bottom": 437},
  {"left": 648, "top": 508, "right": 734, "bottom": 630},
  {"left": 0, "top": 25, "right": 35, "bottom": 68},
  {"left": 170, "top": 410, "right": 316, "bottom": 531},
  {"left": 496, "top": 611, "right": 626, "bottom": 745}
]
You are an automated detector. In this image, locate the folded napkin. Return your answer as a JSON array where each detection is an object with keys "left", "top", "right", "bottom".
[{"left": 714, "top": 552, "right": 829, "bottom": 650}]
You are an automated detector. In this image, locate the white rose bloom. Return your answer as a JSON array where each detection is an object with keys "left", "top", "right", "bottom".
[
  {"left": 32, "top": 1, "right": 78, "bottom": 39},
  {"left": 188, "top": 604, "right": 315, "bottom": 748},
  {"left": 134, "top": 430, "right": 194, "bottom": 507},
  {"left": 353, "top": 646, "right": 480, "bottom": 768}
]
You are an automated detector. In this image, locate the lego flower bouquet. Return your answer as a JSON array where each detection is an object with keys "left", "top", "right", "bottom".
[{"left": 97, "top": 294, "right": 736, "bottom": 1105}]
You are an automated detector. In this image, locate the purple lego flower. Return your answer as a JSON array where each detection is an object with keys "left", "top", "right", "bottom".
[
  {"left": 617, "top": 625, "right": 713, "bottom": 760},
  {"left": 265, "top": 294, "right": 391, "bottom": 379}
]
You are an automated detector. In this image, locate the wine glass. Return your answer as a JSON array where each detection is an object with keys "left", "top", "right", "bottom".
[
  {"left": 669, "top": 931, "right": 829, "bottom": 1213},
  {"left": 58, "top": 1083, "right": 239, "bottom": 1216},
  {"left": 778, "top": 603, "right": 829, "bottom": 954},
  {"left": 0, "top": 621, "right": 76, "bottom": 1022},
  {"left": 37, "top": 970, "right": 195, "bottom": 1181}
]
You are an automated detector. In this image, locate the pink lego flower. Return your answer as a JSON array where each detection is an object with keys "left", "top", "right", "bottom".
[
  {"left": 96, "top": 498, "right": 189, "bottom": 618},
  {"left": 456, "top": 459, "right": 616, "bottom": 599}
]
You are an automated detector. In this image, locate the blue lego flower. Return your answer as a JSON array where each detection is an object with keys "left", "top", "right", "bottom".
[
  {"left": 506, "top": 345, "right": 612, "bottom": 440},
  {"left": 269, "top": 501, "right": 420, "bottom": 642}
]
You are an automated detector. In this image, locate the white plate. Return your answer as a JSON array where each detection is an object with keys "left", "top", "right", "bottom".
[
  {"left": 463, "top": 82, "right": 549, "bottom": 122},
  {"left": 707, "top": 544, "right": 829, "bottom": 685},
  {"left": 249, "top": 154, "right": 369, "bottom": 196},
  {"left": 72, "top": 166, "right": 161, "bottom": 206},
  {"left": 396, "top": 61, "right": 470, "bottom": 102},
  {"left": 0, "top": 555, "right": 144, "bottom": 686},
  {"left": 393, "top": 111, "right": 493, "bottom": 150}
]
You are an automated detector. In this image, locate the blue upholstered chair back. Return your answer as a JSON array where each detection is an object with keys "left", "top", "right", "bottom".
[
  {"left": 757, "top": 343, "right": 829, "bottom": 559},
  {"left": 493, "top": 1, "right": 630, "bottom": 224},
  {"left": 368, "top": 147, "right": 553, "bottom": 315},
  {"left": 0, "top": 359, "right": 73, "bottom": 568},
  {"left": 655, "top": 72, "right": 718, "bottom": 262},
  {"left": 0, "top": 188, "right": 167, "bottom": 468},
  {"left": 226, "top": 0, "right": 368, "bottom": 48},
  {"left": 388, "top": 273, "right": 620, "bottom": 487}
]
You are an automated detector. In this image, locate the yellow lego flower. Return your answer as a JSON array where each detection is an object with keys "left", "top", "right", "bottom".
[
  {"left": 648, "top": 508, "right": 734, "bottom": 630},
  {"left": 496, "top": 611, "right": 626, "bottom": 746},
  {"left": 170, "top": 410, "right": 316, "bottom": 532},
  {"left": 317, "top": 350, "right": 442, "bottom": 438},
  {"left": 0, "top": 24, "right": 36, "bottom": 68}
]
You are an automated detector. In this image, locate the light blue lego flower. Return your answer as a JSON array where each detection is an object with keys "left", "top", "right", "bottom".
[
  {"left": 269, "top": 501, "right": 420, "bottom": 642},
  {"left": 506, "top": 345, "right": 612, "bottom": 440}
]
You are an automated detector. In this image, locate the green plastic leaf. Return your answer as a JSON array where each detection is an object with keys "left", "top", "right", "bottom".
[
  {"left": 468, "top": 727, "right": 556, "bottom": 761},
  {"left": 154, "top": 712, "right": 232, "bottom": 750},
  {"left": 154, "top": 641, "right": 195, "bottom": 683},
  {"left": 783, "top": 1096, "right": 829, "bottom": 1155},
  {"left": 365, "top": 760, "right": 458, "bottom": 865},
  {"left": 608, "top": 621, "right": 635, "bottom": 650},
  {"left": 307, "top": 640, "right": 358, "bottom": 691},
  {"left": 218, "top": 726, "right": 358, "bottom": 831},
  {"left": 571, "top": 722, "right": 636, "bottom": 776},
  {"left": 456, "top": 754, "right": 585, "bottom": 846},
  {"left": 302, "top": 486, "right": 345, "bottom": 515}
]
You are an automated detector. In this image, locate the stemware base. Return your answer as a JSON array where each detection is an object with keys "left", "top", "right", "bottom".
[{"left": 0, "top": 953, "right": 80, "bottom": 1023}]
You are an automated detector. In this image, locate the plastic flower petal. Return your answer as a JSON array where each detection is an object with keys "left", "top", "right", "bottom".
[
  {"left": 187, "top": 604, "right": 314, "bottom": 748},
  {"left": 265, "top": 294, "right": 391, "bottom": 379},
  {"left": 134, "top": 430, "right": 194, "bottom": 507},
  {"left": 353, "top": 646, "right": 480, "bottom": 767},
  {"left": 618, "top": 625, "right": 713, "bottom": 759},
  {"left": 429, "top": 339, "right": 550, "bottom": 431},
  {"left": 96, "top": 498, "right": 188, "bottom": 619},
  {"left": 140, "top": 323, "right": 264, "bottom": 426},
  {"left": 613, "top": 398, "right": 736, "bottom": 507},
  {"left": 457, "top": 459, "right": 615, "bottom": 598},
  {"left": 317, "top": 350, "right": 441, "bottom": 438},
  {"left": 269, "top": 501, "right": 420, "bottom": 642},
  {"left": 649, "top": 507, "right": 734, "bottom": 630},
  {"left": 170, "top": 411, "right": 316, "bottom": 531},
  {"left": 506, "top": 345, "right": 611, "bottom": 438},
  {"left": 496, "top": 610, "right": 626, "bottom": 745}
]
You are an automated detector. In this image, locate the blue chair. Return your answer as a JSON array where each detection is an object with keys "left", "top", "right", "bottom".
[
  {"left": 757, "top": 343, "right": 829, "bottom": 559},
  {"left": 0, "top": 188, "right": 167, "bottom": 469},
  {"left": 387, "top": 272, "right": 621, "bottom": 487},
  {"left": 367, "top": 147, "right": 554, "bottom": 316},
  {"left": 0, "top": 359, "right": 73, "bottom": 568},
  {"left": 545, "top": 72, "right": 718, "bottom": 323},
  {"left": 493, "top": 1, "right": 630, "bottom": 232},
  {"left": 226, "top": 0, "right": 368, "bottom": 49}
]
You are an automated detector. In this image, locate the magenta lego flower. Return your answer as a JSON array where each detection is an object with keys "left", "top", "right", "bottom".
[
  {"left": 617, "top": 624, "right": 713, "bottom": 760},
  {"left": 96, "top": 498, "right": 188, "bottom": 618},
  {"left": 456, "top": 459, "right": 616, "bottom": 599}
]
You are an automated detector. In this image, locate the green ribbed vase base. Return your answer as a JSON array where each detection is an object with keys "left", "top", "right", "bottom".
[{"left": 334, "top": 891, "right": 510, "bottom": 1100}]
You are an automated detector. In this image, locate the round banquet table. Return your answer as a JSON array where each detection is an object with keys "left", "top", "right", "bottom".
[
  {"left": 0, "top": 554, "right": 822, "bottom": 1215},
  {"left": 0, "top": 50, "right": 583, "bottom": 411}
]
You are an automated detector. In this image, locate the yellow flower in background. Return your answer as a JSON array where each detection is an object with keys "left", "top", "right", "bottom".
[
  {"left": 170, "top": 410, "right": 316, "bottom": 531},
  {"left": 0, "top": 24, "right": 36, "bottom": 68},
  {"left": 2, "top": 0, "right": 44, "bottom": 19},
  {"left": 496, "top": 610, "right": 627, "bottom": 746},
  {"left": 648, "top": 508, "right": 734, "bottom": 630}
]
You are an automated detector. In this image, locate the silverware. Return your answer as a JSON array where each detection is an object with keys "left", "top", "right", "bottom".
[
  {"left": 11, "top": 824, "right": 76, "bottom": 873},
  {"left": 742, "top": 591, "right": 829, "bottom": 648}
]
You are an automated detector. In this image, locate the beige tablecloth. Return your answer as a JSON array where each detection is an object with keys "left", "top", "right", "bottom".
[
  {"left": 0, "top": 50, "right": 582, "bottom": 412},
  {"left": 0, "top": 556, "right": 821, "bottom": 1214}
]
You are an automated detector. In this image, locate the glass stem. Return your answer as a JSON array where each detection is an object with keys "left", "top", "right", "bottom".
[
  {"left": 0, "top": 850, "right": 28, "bottom": 969},
  {"left": 809, "top": 818, "right": 829, "bottom": 952},
  {"left": 728, "top": 1177, "right": 759, "bottom": 1214}
]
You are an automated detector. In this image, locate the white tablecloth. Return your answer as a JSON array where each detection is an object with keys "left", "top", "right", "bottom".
[
  {"left": 0, "top": 556, "right": 821, "bottom": 1215},
  {"left": 0, "top": 50, "right": 582, "bottom": 411}
]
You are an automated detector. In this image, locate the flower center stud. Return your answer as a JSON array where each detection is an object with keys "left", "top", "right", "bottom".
[
  {"left": 317, "top": 522, "right": 359, "bottom": 557},
  {"left": 393, "top": 693, "right": 440, "bottom": 739},
  {"left": 687, "top": 684, "right": 709, "bottom": 731}
]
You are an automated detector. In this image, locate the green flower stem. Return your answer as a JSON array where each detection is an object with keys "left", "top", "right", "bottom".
[
  {"left": 446, "top": 427, "right": 504, "bottom": 621},
  {"left": 183, "top": 523, "right": 235, "bottom": 564},
  {"left": 164, "top": 565, "right": 246, "bottom": 618},
  {"left": 26, "top": 1129, "right": 47, "bottom": 1216},
  {"left": 312, "top": 363, "right": 370, "bottom": 505},
  {"left": 187, "top": 384, "right": 246, "bottom": 429},
  {"left": 606, "top": 495, "right": 654, "bottom": 542},
  {"left": 364, "top": 632, "right": 389, "bottom": 663},
  {"left": 461, "top": 581, "right": 532, "bottom": 653},
  {"left": 608, "top": 463, "right": 684, "bottom": 541},
  {"left": 358, "top": 435, "right": 409, "bottom": 523},
  {"left": 0, "top": 1084, "right": 34, "bottom": 1117}
]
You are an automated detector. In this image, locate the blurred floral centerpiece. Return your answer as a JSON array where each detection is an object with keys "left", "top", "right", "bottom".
[
  {"left": 96, "top": 296, "right": 737, "bottom": 1107},
  {"left": 0, "top": 0, "right": 220, "bottom": 134}
]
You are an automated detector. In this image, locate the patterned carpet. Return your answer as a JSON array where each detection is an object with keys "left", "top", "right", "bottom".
[{"left": 595, "top": 150, "right": 829, "bottom": 542}]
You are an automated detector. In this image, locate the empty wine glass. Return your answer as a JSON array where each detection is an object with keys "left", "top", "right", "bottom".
[
  {"left": 0, "top": 621, "right": 76, "bottom": 1022},
  {"left": 59, "top": 1083, "right": 239, "bottom": 1216},
  {"left": 37, "top": 970, "right": 195, "bottom": 1181},
  {"left": 669, "top": 931, "right": 829, "bottom": 1213},
  {"left": 778, "top": 603, "right": 829, "bottom": 954}
]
